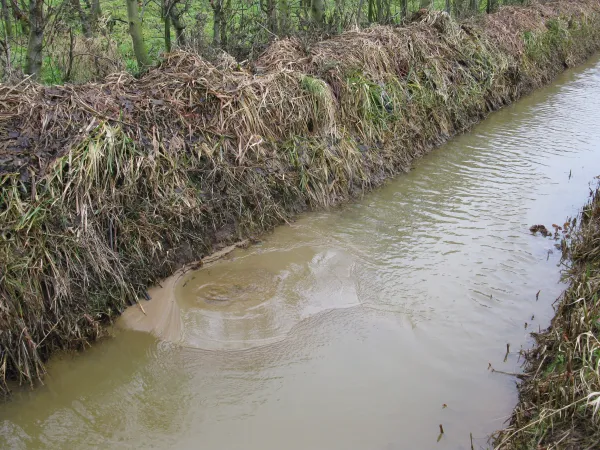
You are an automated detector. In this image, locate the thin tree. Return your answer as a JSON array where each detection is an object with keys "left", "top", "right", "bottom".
[
  {"left": 210, "top": 0, "right": 223, "bottom": 46},
  {"left": 384, "top": 0, "right": 391, "bottom": 23},
  {"left": 71, "top": 0, "right": 92, "bottom": 37},
  {"left": 265, "top": 0, "right": 276, "bottom": 33},
  {"left": 25, "top": 0, "right": 44, "bottom": 78},
  {"left": 311, "top": 0, "right": 323, "bottom": 25},
  {"left": 1, "top": 0, "right": 12, "bottom": 38},
  {"left": 168, "top": 1, "right": 186, "bottom": 46},
  {"left": 278, "top": 0, "right": 290, "bottom": 34},
  {"left": 125, "top": 0, "right": 150, "bottom": 68},
  {"left": 89, "top": 0, "right": 100, "bottom": 24},
  {"left": 356, "top": 0, "right": 365, "bottom": 24},
  {"left": 10, "top": 0, "right": 29, "bottom": 34},
  {"left": 163, "top": 0, "right": 171, "bottom": 51},
  {"left": 162, "top": 0, "right": 187, "bottom": 51},
  {"left": 219, "top": 0, "right": 228, "bottom": 46}
]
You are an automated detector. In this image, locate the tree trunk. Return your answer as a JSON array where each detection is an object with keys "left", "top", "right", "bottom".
[
  {"left": 1, "top": 0, "right": 12, "bottom": 38},
  {"left": 384, "top": 0, "right": 391, "bottom": 23},
  {"left": 219, "top": 1, "right": 226, "bottom": 46},
  {"left": 419, "top": 0, "right": 430, "bottom": 9},
  {"left": 25, "top": 0, "right": 43, "bottom": 78},
  {"left": 367, "top": 0, "right": 373, "bottom": 22},
  {"left": 125, "top": 0, "right": 150, "bottom": 69},
  {"left": 278, "top": 0, "right": 290, "bottom": 34},
  {"left": 469, "top": 0, "right": 477, "bottom": 12},
  {"left": 356, "top": 0, "right": 364, "bottom": 24},
  {"left": 211, "top": 0, "right": 222, "bottom": 46},
  {"left": 266, "top": 0, "right": 276, "bottom": 33},
  {"left": 169, "top": 3, "right": 186, "bottom": 46},
  {"left": 332, "top": 0, "right": 341, "bottom": 31},
  {"left": 64, "top": 27, "right": 75, "bottom": 81},
  {"left": 90, "top": 0, "right": 101, "bottom": 26},
  {"left": 71, "top": 0, "right": 92, "bottom": 38},
  {"left": 400, "top": 0, "right": 407, "bottom": 19},
  {"left": 163, "top": 8, "right": 171, "bottom": 52}
]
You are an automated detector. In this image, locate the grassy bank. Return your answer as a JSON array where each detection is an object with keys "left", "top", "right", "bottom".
[
  {"left": 1, "top": 0, "right": 600, "bottom": 395},
  {"left": 492, "top": 183, "right": 600, "bottom": 449}
]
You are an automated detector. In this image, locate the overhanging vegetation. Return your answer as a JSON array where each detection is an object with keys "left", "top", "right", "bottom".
[{"left": 493, "top": 183, "right": 600, "bottom": 449}]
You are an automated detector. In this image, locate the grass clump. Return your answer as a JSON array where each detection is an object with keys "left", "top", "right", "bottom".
[
  {"left": 492, "top": 184, "right": 600, "bottom": 449},
  {"left": 1, "top": 1, "right": 600, "bottom": 395}
]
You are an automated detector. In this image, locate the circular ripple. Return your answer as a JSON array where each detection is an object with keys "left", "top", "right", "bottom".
[{"left": 171, "top": 243, "right": 361, "bottom": 350}]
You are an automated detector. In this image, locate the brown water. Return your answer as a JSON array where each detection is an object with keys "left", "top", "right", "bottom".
[{"left": 3, "top": 55, "right": 600, "bottom": 450}]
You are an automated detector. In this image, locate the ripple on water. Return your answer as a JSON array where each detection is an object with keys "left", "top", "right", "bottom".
[{"left": 160, "top": 240, "right": 363, "bottom": 351}]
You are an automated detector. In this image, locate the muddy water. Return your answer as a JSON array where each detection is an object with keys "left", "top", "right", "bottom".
[{"left": 3, "top": 55, "right": 600, "bottom": 450}]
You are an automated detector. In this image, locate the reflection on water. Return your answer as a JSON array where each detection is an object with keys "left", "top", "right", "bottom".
[{"left": 2, "top": 53, "right": 600, "bottom": 450}]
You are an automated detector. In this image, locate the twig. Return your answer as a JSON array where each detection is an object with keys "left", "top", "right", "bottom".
[
  {"left": 35, "top": 319, "right": 61, "bottom": 348},
  {"left": 491, "top": 368, "right": 530, "bottom": 380}
]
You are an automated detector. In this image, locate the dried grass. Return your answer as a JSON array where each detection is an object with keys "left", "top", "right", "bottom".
[{"left": 1, "top": 0, "right": 600, "bottom": 395}]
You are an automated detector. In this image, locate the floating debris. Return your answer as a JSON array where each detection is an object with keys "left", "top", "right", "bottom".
[{"left": 529, "top": 224, "right": 551, "bottom": 237}]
